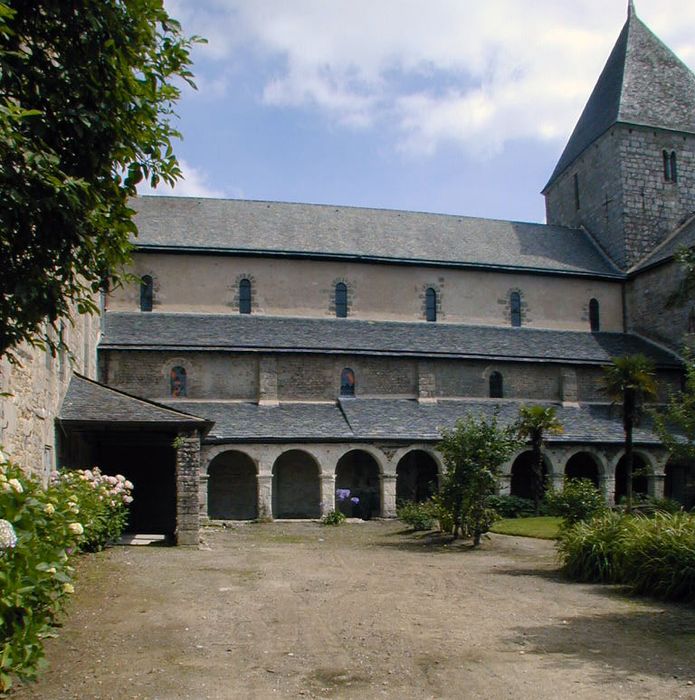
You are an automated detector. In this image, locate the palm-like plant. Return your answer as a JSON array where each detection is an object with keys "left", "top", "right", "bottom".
[
  {"left": 600, "top": 354, "right": 657, "bottom": 511},
  {"left": 515, "top": 405, "right": 563, "bottom": 514}
]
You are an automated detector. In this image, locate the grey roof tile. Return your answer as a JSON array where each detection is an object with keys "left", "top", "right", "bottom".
[
  {"left": 101, "top": 312, "right": 681, "bottom": 367},
  {"left": 59, "top": 374, "right": 211, "bottom": 427},
  {"left": 131, "top": 196, "right": 619, "bottom": 277},
  {"left": 545, "top": 10, "right": 695, "bottom": 189},
  {"left": 156, "top": 398, "right": 660, "bottom": 445}
]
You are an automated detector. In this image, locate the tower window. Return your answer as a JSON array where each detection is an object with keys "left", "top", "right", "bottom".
[
  {"left": 140, "top": 275, "right": 153, "bottom": 312},
  {"left": 340, "top": 367, "right": 355, "bottom": 397},
  {"left": 510, "top": 292, "right": 522, "bottom": 327},
  {"left": 589, "top": 298, "right": 600, "bottom": 332},
  {"left": 239, "top": 278, "right": 252, "bottom": 314},
  {"left": 489, "top": 371, "right": 503, "bottom": 399},
  {"left": 573, "top": 173, "right": 580, "bottom": 210},
  {"left": 663, "top": 150, "right": 678, "bottom": 182},
  {"left": 425, "top": 287, "right": 437, "bottom": 322},
  {"left": 335, "top": 282, "right": 348, "bottom": 318},
  {"left": 170, "top": 366, "right": 187, "bottom": 398}
]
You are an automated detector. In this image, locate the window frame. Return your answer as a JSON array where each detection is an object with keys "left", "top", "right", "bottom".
[
  {"left": 425, "top": 287, "right": 437, "bottom": 322},
  {"left": 335, "top": 282, "right": 348, "bottom": 318},
  {"left": 239, "top": 278, "right": 252, "bottom": 314}
]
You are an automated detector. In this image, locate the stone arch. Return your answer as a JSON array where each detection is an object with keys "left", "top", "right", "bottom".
[
  {"left": 272, "top": 449, "right": 321, "bottom": 519},
  {"left": 614, "top": 452, "right": 652, "bottom": 504},
  {"left": 664, "top": 458, "right": 695, "bottom": 510},
  {"left": 510, "top": 450, "right": 551, "bottom": 500},
  {"left": 207, "top": 450, "right": 258, "bottom": 520},
  {"left": 564, "top": 451, "right": 601, "bottom": 488},
  {"left": 335, "top": 449, "right": 381, "bottom": 520},
  {"left": 395, "top": 450, "right": 439, "bottom": 504}
]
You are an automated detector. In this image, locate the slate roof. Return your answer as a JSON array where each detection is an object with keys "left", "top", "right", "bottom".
[
  {"left": 545, "top": 7, "right": 695, "bottom": 190},
  {"left": 101, "top": 312, "right": 681, "bottom": 367},
  {"left": 59, "top": 374, "right": 212, "bottom": 430},
  {"left": 160, "top": 398, "right": 662, "bottom": 446},
  {"left": 631, "top": 216, "right": 695, "bottom": 273},
  {"left": 131, "top": 196, "right": 620, "bottom": 278}
]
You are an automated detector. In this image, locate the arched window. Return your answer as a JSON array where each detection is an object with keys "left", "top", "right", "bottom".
[
  {"left": 589, "top": 298, "right": 600, "bottom": 332},
  {"left": 170, "top": 366, "right": 187, "bottom": 398},
  {"left": 664, "top": 150, "right": 678, "bottom": 182},
  {"left": 425, "top": 287, "right": 437, "bottom": 322},
  {"left": 335, "top": 282, "right": 348, "bottom": 318},
  {"left": 239, "top": 278, "right": 251, "bottom": 314},
  {"left": 140, "top": 275, "right": 153, "bottom": 312},
  {"left": 510, "top": 292, "right": 521, "bottom": 327},
  {"left": 489, "top": 371, "right": 503, "bottom": 398},
  {"left": 340, "top": 367, "right": 355, "bottom": 397}
]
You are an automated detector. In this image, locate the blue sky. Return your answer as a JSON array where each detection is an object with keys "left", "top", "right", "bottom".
[{"left": 140, "top": 1, "right": 695, "bottom": 224}]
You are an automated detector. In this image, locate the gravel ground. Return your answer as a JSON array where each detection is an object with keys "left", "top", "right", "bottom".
[{"left": 11, "top": 521, "right": 695, "bottom": 700}]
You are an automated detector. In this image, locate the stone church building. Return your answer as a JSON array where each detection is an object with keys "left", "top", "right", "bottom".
[{"left": 2, "top": 5, "right": 695, "bottom": 544}]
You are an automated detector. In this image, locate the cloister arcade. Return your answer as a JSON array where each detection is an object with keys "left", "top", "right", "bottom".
[{"left": 200, "top": 441, "right": 678, "bottom": 522}]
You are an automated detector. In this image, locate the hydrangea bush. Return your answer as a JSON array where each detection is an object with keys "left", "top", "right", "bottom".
[{"left": 0, "top": 449, "right": 133, "bottom": 691}]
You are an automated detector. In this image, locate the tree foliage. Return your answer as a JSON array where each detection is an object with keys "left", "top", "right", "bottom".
[
  {"left": 600, "top": 354, "right": 657, "bottom": 511},
  {"left": 515, "top": 405, "right": 563, "bottom": 515},
  {"left": 665, "top": 246, "right": 695, "bottom": 309},
  {"left": 0, "top": 0, "right": 200, "bottom": 360},
  {"left": 438, "top": 413, "right": 519, "bottom": 545}
]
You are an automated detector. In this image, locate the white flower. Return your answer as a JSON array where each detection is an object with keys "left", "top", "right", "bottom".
[
  {"left": 44, "top": 503, "right": 55, "bottom": 515},
  {"left": 0, "top": 482, "right": 10, "bottom": 493},
  {"left": 46, "top": 567, "right": 57, "bottom": 575},
  {"left": 68, "top": 502, "right": 79, "bottom": 514},
  {"left": 0, "top": 519, "right": 17, "bottom": 549},
  {"left": 62, "top": 583, "right": 75, "bottom": 594},
  {"left": 8, "top": 478, "right": 23, "bottom": 494},
  {"left": 68, "top": 522, "right": 84, "bottom": 535},
  {"left": 0, "top": 448, "right": 6, "bottom": 463},
  {"left": 124, "top": 480, "right": 134, "bottom": 490},
  {"left": 123, "top": 495, "right": 133, "bottom": 505}
]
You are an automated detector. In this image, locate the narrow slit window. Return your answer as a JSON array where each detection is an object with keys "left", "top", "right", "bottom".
[
  {"left": 510, "top": 292, "right": 522, "bottom": 327},
  {"left": 489, "top": 371, "right": 503, "bottom": 399},
  {"left": 340, "top": 367, "right": 355, "bottom": 397},
  {"left": 573, "top": 173, "right": 580, "bottom": 210},
  {"left": 664, "top": 150, "right": 678, "bottom": 182},
  {"left": 670, "top": 151, "right": 678, "bottom": 183},
  {"left": 335, "top": 282, "right": 348, "bottom": 318},
  {"left": 589, "top": 298, "right": 600, "bottom": 332},
  {"left": 239, "top": 278, "right": 252, "bottom": 314},
  {"left": 170, "top": 366, "right": 187, "bottom": 398},
  {"left": 140, "top": 275, "right": 153, "bottom": 312},
  {"left": 425, "top": 287, "right": 437, "bottom": 322}
]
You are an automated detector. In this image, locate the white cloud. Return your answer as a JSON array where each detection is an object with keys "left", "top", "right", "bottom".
[
  {"left": 170, "top": 0, "right": 695, "bottom": 157},
  {"left": 136, "top": 159, "right": 230, "bottom": 199}
]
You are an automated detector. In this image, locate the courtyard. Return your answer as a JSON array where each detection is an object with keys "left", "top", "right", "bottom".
[{"left": 13, "top": 521, "right": 695, "bottom": 700}]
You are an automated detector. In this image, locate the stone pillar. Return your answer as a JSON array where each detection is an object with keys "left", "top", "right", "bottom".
[
  {"left": 560, "top": 368, "right": 578, "bottom": 405},
  {"left": 257, "top": 474, "right": 273, "bottom": 520},
  {"left": 550, "top": 473, "right": 564, "bottom": 493},
  {"left": 597, "top": 475, "right": 612, "bottom": 504},
  {"left": 418, "top": 361, "right": 437, "bottom": 403},
  {"left": 320, "top": 473, "right": 336, "bottom": 516},
  {"left": 258, "top": 357, "right": 279, "bottom": 406},
  {"left": 175, "top": 431, "right": 201, "bottom": 546},
  {"left": 498, "top": 474, "right": 512, "bottom": 496},
  {"left": 199, "top": 471, "right": 210, "bottom": 524},
  {"left": 382, "top": 474, "right": 397, "bottom": 517},
  {"left": 650, "top": 473, "right": 665, "bottom": 499}
]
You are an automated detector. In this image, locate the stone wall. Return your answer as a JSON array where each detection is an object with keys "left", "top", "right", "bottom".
[
  {"left": 108, "top": 252, "right": 625, "bottom": 332},
  {"left": 546, "top": 125, "right": 695, "bottom": 270},
  {"left": 0, "top": 308, "right": 100, "bottom": 477}
]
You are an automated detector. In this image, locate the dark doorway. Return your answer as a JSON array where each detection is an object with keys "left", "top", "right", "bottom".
[
  {"left": 564, "top": 452, "right": 600, "bottom": 488},
  {"left": 665, "top": 460, "right": 695, "bottom": 510},
  {"left": 396, "top": 450, "right": 439, "bottom": 504},
  {"left": 208, "top": 451, "right": 257, "bottom": 520},
  {"left": 272, "top": 450, "right": 320, "bottom": 519},
  {"left": 510, "top": 451, "right": 549, "bottom": 500},
  {"left": 614, "top": 454, "right": 650, "bottom": 504},
  {"left": 335, "top": 450, "right": 381, "bottom": 519}
]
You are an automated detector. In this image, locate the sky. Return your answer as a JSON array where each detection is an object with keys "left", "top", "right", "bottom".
[{"left": 138, "top": 0, "right": 695, "bottom": 225}]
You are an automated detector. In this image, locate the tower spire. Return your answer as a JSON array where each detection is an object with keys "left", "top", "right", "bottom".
[{"left": 628, "top": 0, "right": 636, "bottom": 18}]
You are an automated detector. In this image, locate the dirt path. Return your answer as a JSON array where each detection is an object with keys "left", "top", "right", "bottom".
[{"left": 11, "top": 521, "right": 695, "bottom": 699}]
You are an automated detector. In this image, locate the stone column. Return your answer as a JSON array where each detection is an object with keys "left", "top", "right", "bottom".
[
  {"left": 320, "top": 473, "right": 336, "bottom": 516},
  {"left": 382, "top": 474, "right": 397, "bottom": 518},
  {"left": 498, "top": 474, "right": 512, "bottom": 496},
  {"left": 258, "top": 357, "right": 279, "bottom": 406},
  {"left": 549, "top": 473, "right": 564, "bottom": 493},
  {"left": 650, "top": 473, "right": 665, "bottom": 499},
  {"left": 257, "top": 474, "right": 273, "bottom": 520},
  {"left": 418, "top": 361, "right": 437, "bottom": 403},
  {"left": 199, "top": 471, "right": 210, "bottom": 524},
  {"left": 175, "top": 430, "right": 201, "bottom": 546},
  {"left": 598, "top": 475, "right": 613, "bottom": 505}
]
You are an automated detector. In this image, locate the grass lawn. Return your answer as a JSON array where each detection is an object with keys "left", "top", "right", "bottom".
[{"left": 490, "top": 516, "right": 563, "bottom": 540}]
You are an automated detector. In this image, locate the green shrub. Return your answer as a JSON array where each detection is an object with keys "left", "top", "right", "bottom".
[
  {"left": 397, "top": 500, "right": 436, "bottom": 531},
  {"left": 632, "top": 496, "right": 683, "bottom": 515},
  {"left": 485, "top": 495, "right": 535, "bottom": 519},
  {"left": 321, "top": 509, "right": 346, "bottom": 526},
  {"left": 556, "top": 511, "right": 627, "bottom": 583},
  {"left": 0, "top": 451, "right": 134, "bottom": 691},
  {"left": 545, "top": 479, "right": 606, "bottom": 525},
  {"left": 616, "top": 513, "right": 695, "bottom": 602}
]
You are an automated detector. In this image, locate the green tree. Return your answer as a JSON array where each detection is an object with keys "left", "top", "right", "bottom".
[
  {"left": 515, "top": 405, "right": 563, "bottom": 515},
  {"left": 600, "top": 354, "right": 657, "bottom": 511},
  {"left": 0, "top": 1, "right": 200, "bottom": 360},
  {"left": 653, "top": 352, "right": 695, "bottom": 461},
  {"left": 438, "top": 413, "right": 519, "bottom": 546},
  {"left": 665, "top": 246, "right": 695, "bottom": 309}
]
